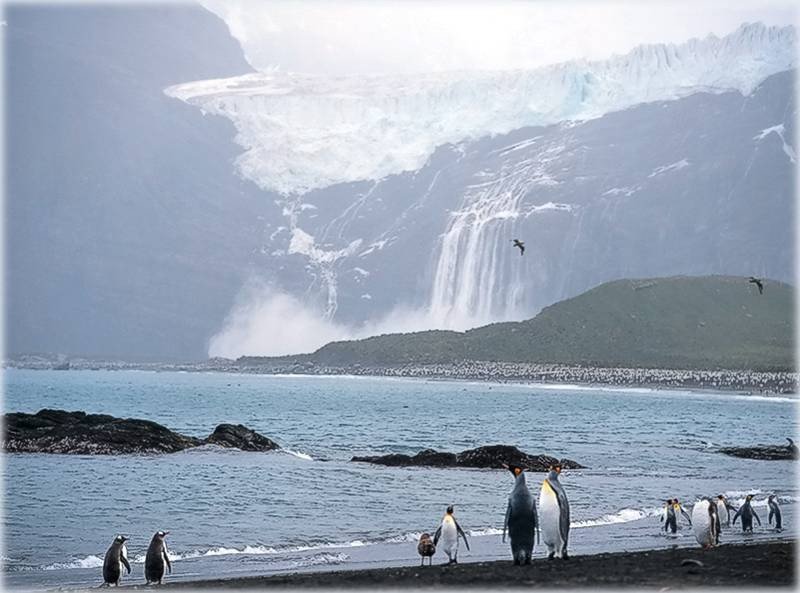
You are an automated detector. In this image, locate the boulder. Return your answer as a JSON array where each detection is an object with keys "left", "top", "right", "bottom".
[
  {"left": 204, "top": 423, "right": 280, "bottom": 451},
  {"left": 456, "top": 444, "right": 582, "bottom": 470}
]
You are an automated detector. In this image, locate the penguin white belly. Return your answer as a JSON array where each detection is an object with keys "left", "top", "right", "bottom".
[
  {"left": 715, "top": 500, "right": 727, "bottom": 526},
  {"left": 692, "top": 501, "right": 713, "bottom": 546},
  {"left": 119, "top": 544, "right": 128, "bottom": 577},
  {"left": 441, "top": 520, "right": 458, "bottom": 556},
  {"left": 539, "top": 482, "right": 562, "bottom": 553}
]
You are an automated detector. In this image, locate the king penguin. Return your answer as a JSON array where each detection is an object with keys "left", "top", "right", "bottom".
[
  {"left": 691, "top": 498, "right": 720, "bottom": 548},
  {"left": 539, "top": 464, "right": 570, "bottom": 559},
  {"left": 768, "top": 495, "right": 783, "bottom": 531},
  {"left": 102, "top": 535, "right": 131, "bottom": 586},
  {"left": 502, "top": 464, "right": 538, "bottom": 565},
  {"left": 715, "top": 494, "right": 738, "bottom": 528},
  {"left": 433, "top": 506, "right": 470, "bottom": 564},
  {"left": 673, "top": 499, "right": 693, "bottom": 528},
  {"left": 144, "top": 531, "right": 172, "bottom": 585},
  {"left": 733, "top": 494, "right": 761, "bottom": 533},
  {"left": 662, "top": 499, "right": 678, "bottom": 534}
]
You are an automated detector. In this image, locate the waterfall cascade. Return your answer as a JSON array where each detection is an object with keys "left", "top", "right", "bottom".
[{"left": 428, "top": 146, "right": 572, "bottom": 329}]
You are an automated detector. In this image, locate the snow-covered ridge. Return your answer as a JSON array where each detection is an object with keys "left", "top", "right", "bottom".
[{"left": 166, "top": 23, "right": 795, "bottom": 195}]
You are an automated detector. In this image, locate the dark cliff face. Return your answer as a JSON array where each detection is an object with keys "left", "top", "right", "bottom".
[{"left": 5, "top": 4, "right": 277, "bottom": 361}]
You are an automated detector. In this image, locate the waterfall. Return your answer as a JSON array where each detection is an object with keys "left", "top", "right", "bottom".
[{"left": 428, "top": 153, "right": 564, "bottom": 329}]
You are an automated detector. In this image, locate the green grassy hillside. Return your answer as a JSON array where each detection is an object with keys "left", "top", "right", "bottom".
[{"left": 253, "top": 276, "right": 795, "bottom": 371}]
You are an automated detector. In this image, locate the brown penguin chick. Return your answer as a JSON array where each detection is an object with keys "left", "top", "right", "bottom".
[{"left": 417, "top": 532, "right": 436, "bottom": 566}]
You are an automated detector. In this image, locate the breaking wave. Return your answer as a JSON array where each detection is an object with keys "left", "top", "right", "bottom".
[
  {"left": 289, "top": 552, "right": 350, "bottom": 568},
  {"left": 283, "top": 448, "right": 314, "bottom": 461},
  {"left": 572, "top": 506, "right": 663, "bottom": 528},
  {"left": 42, "top": 555, "right": 104, "bottom": 571}
]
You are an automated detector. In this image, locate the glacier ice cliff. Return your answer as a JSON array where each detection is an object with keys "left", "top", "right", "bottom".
[{"left": 165, "top": 22, "right": 795, "bottom": 195}]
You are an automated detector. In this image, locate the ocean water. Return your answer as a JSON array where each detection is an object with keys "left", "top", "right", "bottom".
[{"left": 2, "top": 369, "right": 797, "bottom": 589}]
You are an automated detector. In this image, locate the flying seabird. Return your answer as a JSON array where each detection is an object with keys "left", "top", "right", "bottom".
[
  {"left": 512, "top": 239, "right": 525, "bottom": 256},
  {"left": 749, "top": 277, "right": 764, "bottom": 294}
]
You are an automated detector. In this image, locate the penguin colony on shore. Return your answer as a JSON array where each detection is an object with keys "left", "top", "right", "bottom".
[
  {"left": 417, "top": 466, "right": 783, "bottom": 567},
  {"left": 99, "top": 475, "right": 784, "bottom": 584},
  {"left": 665, "top": 492, "right": 783, "bottom": 550}
]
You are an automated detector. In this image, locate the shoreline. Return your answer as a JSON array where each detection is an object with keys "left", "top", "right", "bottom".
[
  {"left": 149, "top": 541, "right": 795, "bottom": 589},
  {"left": 4, "top": 360, "right": 797, "bottom": 394}
]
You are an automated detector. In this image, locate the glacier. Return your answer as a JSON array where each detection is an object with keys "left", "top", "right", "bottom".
[{"left": 165, "top": 22, "right": 796, "bottom": 196}]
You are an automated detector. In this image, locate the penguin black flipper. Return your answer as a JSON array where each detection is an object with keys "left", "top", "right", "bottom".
[
  {"left": 532, "top": 498, "right": 540, "bottom": 545},
  {"left": 769, "top": 508, "right": 774, "bottom": 525},
  {"left": 732, "top": 508, "right": 741, "bottom": 525},
  {"left": 503, "top": 501, "right": 511, "bottom": 543},
  {"left": 552, "top": 482, "right": 570, "bottom": 552},
  {"left": 680, "top": 507, "right": 693, "bottom": 526},
  {"left": 455, "top": 520, "right": 470, "bottom": 551},
  {"left": 163, "top": 550, "right": 172, "bottom": 574},
  {"left": 433, "top": 525, "right": 442, "bottom": 546},
  {"left": 121, "top": 555, "right": 131, "bottom": 574},
  {"left": 752, "top": 508, "right": 762, "bottom": 526}
]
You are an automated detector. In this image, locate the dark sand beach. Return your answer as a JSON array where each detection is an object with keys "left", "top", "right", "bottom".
[{"left": 155, "top": 541, "right": 794, "bottom": 589}]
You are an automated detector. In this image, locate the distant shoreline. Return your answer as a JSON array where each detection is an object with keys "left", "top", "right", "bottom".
[
  {"left": 5, "top": 358, "right": 797, "bottom": 394},
  {"left": 153, "top": 540, "right": 795, "bottom": 589}
]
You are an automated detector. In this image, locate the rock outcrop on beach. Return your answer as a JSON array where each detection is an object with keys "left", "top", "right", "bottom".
[
  {"left": 351, "top": 445, "right": 583, "bottom": 470},
  {"left": 717, "top": 444, "right": 798, "bottom": 460},
  {"left": 3, "top": 409, "right": 280, "bottom": 455}
]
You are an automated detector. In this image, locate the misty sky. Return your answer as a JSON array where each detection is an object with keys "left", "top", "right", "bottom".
[{"left": 201, "top": 0, "right": 798, "bottom": 75}]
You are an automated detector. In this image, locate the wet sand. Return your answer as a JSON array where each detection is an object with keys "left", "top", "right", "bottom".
[{"left": 158, "top": 541, "right": 794, "bottom": 589}]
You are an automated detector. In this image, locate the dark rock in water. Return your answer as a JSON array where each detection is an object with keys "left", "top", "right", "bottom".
[
  {"left": 204, "top": 423, "right": 280, "bottom": 451},
  {"left": 3, "top": 409, "right": 200, "bottom": 454},
  {"left": 351, "top": 449, "right": 458, "bottom": 467},
  {"left": 3, "top": 409, "right": 281, "bottom": 455},
  {"left": 455, "top": 444, "right": 583, "bottom": 470},
  {"left": 717, "top": 445, "right": 797, "bottom": 461},
  {"left": 352, "top": 444, "right": 583, "bottom": 470}
]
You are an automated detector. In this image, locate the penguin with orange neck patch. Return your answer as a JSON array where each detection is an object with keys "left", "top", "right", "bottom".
[
  {"left": 433, "top": 505, "right": 470, "bottom": 564},
  {"left": 502, "top": 463, "right": 538, "bottom": 565},
  {"left": 539, "top": 464, "right": 570, "bottom": 559}
]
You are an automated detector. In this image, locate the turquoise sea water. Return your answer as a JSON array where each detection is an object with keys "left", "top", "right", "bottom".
[{"left": 3, "top": 369, "right": 797, "bottom": 589}]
